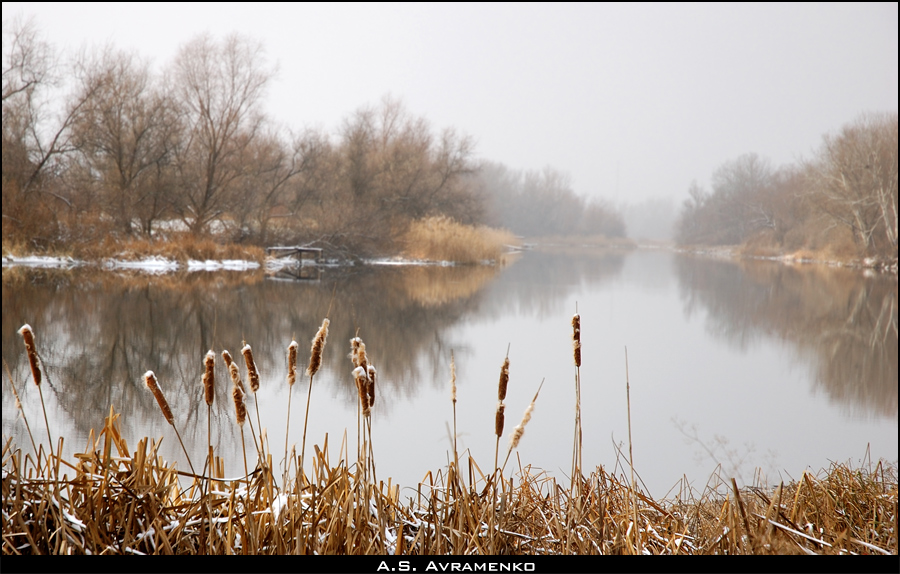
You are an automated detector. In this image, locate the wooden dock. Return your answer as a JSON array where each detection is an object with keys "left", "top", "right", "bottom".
[{"left": 265, "top": 246, "right": 324, "bottom": 264}]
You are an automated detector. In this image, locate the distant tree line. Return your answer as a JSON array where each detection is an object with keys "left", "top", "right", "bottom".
[
  {"left": 676, "top": 112, "right": 898, "bottom": 260},
  {"left": 2, "top": 20, "right": 623, "bottom": 256}
]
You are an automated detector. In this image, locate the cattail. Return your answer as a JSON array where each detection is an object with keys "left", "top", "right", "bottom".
[
  {"left": 366, "top": 364, "right": 376, "bottom": 408},
  {"left": 288, "top": 340, "right": 298, "bottom": 387},
  {"left": 497, "top": 357, "right": 509, "bottom": 402},
  {"left": 350, "top": 337, "right": 361, "bottom": 365},
  {"left": 356, "top": 340, "right": 368, "bottom": 374},
  {"left": 495, "top": 402, "right": 505, "bottom": 437},
  {"left": 502, "top": 379, "right": 544, "bottom": 473},
  {"left": 450, "top": 351, "right": 457, "bottom": 404},
  {"left": 223, "top": 350, "right": 245, "bottom": 392},
  {"left": 144, "top": 371, "right": 174, "bottom": 425},
  {"left": 572, "top": 314, "right": 581, "bottom": 367},
  {"left": 18, "top": 324, "right": 41, "bottom": 387},
  {"left": 233, "top": 383, "right": 247, "bottom": 426},
  {"left": 307, "top": 319, "right": 329, "bottom": 378},
  {"left": 242, "top": 344, "right": 260, "bottom": 393},
  {"left": 203, "top": 350, "right": 215, "bottom": 406},
  {"left": 353, "top": 366, "right": 370, "bottom": 416}
]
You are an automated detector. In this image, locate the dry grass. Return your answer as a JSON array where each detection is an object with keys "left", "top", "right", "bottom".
[
  {"left": 400, "top": 216, "right": 519, "bottom": 263},
  {"left": 71, "top": 233, "right": 266, "bottom": 264},
  {"left": 2, "top": 321, "right": 897, "bottom": 556}
]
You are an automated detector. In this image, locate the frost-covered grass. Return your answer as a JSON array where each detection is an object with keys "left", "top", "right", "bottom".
[{"left": 3, "top": 321, "right": 897, "bottom": 556}]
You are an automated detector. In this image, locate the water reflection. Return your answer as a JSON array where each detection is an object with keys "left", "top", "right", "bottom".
[
  {"left": 675, "top": 256, "right": 898, "bottom": 418},
  {"left": 2, "top": 249, "right": 895, "bottom": 492}
]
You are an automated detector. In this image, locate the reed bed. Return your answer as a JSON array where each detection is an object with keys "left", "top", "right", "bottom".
[{"left": 2, "top": 324, "right": 897, "bottom": 556}]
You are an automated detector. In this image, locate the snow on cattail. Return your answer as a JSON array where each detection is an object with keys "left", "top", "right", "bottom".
[
  {"left": 288, "top": 340, "right": 298, "bottom": 387},
  {"left": 307, "top": 319, "right": 329, "bottom": 378},
  {"left": 366, "top": 364, "right": 376, "bottom": 408},
  {"left": 572, "top": 314, "right": 581, "bottom": 367},
  {"left": 202, "top": 350, "right": 216, "bottom": 406},
  {"left": 242, "top": 344, "right": 260, "bottom": 393},
  {"left": 144, "top": 371, "right": 174, "bottom": 426},
  {"left": 18, "top": 324, "right": 41, "bottom": 387},
  {"left": 353, "top": 366, "right": 370, "bottom": 416},
  {"left": 223, "top": 350, "right": 245, "bottom": 393}
]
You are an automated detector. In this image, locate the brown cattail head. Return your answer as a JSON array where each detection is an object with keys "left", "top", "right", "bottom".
[
  {"left": 450, "top": 351, "right": 457, "bottom": 404},
  {"left": 366, "top": 364, "right": 376, "bottom": 408},
  {"left": 288, "top": 340, "right": 298, "bottom": 387},
  {"left": 572, "top": 314, "right": 582, "bottom": 368},
  {"left": 242, "top": 344, "right": 260, "bottom": 393},
  {"left": 18, "top": 324, "right": 41, "bottom": 387},
  {"left": 350, "top": 337, "right": 361, "bottom": 365},
  {"left": 203, "top": 350, "right": 215, "bottom": 406},
  {"left": 356, "top": 340, "right": 368, "bottom": 374},
  {"left": 144, "top": 371, "right": 174, "bottom": 426},
  {"left": 497, "top": 357, "right": 510, "bottom": 402},
  {"left": 353, "top": 366, "right": 370, "bottom": 416},
  {"left": 307, "top": 318, "right": 329, "bottom": 378},
  {"left": 495, "top": 402, "right": 506, "bottom": 437},
  {"left": 223, "top": 350, "right": 245, "bottom": 393},
  {"left": 232, "top": 383, "right": 246, "bottom": 426}
]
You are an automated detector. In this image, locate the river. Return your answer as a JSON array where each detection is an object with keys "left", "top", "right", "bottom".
[{"left": 2, "top": 247, "right": 896, "bottom": 496}]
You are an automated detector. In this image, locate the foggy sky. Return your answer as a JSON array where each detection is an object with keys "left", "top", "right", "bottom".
[{"left": 4, "top": 2, "right": 898, "bottom": 204}]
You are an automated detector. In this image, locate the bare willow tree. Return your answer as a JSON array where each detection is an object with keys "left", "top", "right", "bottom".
[
  {"left": 68, "top": 47, "right": 178, "bottom": 236},
  {"left": 170, "top": 33, "right": 273, "bottom": 234},
  {"left": 806, "top": 112, "right": 898, "bottom": 257}
]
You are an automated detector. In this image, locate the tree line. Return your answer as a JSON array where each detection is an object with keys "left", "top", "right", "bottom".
[
  {"left": 676, "top": 112, "right": 898, "bottom": 260},
  {"left": 2, "top": 20, "right": 624, "bottom": 256}
]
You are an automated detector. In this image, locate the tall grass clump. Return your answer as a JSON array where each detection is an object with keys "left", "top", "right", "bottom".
[{"left": 401, "top": 216, "right": 518, "bottom": 263}]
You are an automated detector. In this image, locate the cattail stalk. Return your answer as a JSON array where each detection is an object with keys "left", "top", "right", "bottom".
[
  {"left": 144, "top": 370, "right": 195, "bottom": 474},
  {"left": 285, "top": 339, "right": 298, "bottom": 472},
  {"left": 18, "top": 325, "right": 53, "bottom": 464},
  {"left": 450, "top": 351, "right": 458, "bottom": 477},
  {"left": 571, "top": 312, "right": 583, "bottom": 484},
  {"left": 301, "top": 319, "right": 329, "bottom": 481},
  {"left": 625, "top": 346, "right": 641, "bottom": 554},
  {"left": 242, "top": 343, "right": 265, "bottom": 457},
  {"left": 224, "top": 350, "right": 261, "bottom": 461},
  {"left": 232, "top": 382, "right": 249, "bottom": 479},
  {"left": 202, "top": 350, "right": 215, "bottom": 463},
  {"left": 494, "top": 353, "right": 510, "bottom": 480}
]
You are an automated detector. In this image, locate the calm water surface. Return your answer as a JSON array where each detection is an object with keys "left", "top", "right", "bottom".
[{"left": 2, "top": 248, "right": 897, "bottom": 496}]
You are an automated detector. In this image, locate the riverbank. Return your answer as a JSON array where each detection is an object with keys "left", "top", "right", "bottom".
[{"left": 673, "top": 243, "right": 898, "bottom": 274}]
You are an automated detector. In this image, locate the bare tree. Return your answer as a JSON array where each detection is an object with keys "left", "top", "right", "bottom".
[
  {"left": 170, "top": 33, "right": 272, "bottom": 234},
  {"left": 806, "top": 112, "right": 898, "bottom": 257},
  {"left": 69, "top": 47, "right": 178, "bottom": 235}
]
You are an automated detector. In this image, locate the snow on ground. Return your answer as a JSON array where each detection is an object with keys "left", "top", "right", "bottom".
[{"left": 1, "top": 255, "right": 80, "bottom": 269}]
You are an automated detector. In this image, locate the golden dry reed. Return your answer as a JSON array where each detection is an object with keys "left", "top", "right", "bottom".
[{"left": 17, "top": 325, "right": 41, "bottom": 387}]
